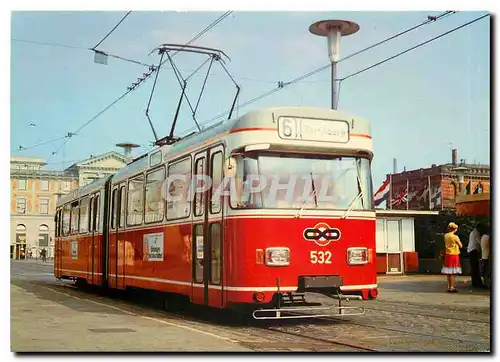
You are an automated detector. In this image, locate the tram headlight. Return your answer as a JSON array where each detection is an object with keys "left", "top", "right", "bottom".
[
  {"left": 347, "top": 247, "right": 368, "bottom": 265},
  {"left": 265, "top": 247, "right": 290, "bottom": 266}
]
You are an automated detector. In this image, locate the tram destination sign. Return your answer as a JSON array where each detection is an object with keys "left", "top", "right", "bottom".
[{"left": 278, "top": 117, "right": 349, "bottom": 143}]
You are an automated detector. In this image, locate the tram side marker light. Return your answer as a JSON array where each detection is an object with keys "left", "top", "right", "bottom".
[
  {"left": 265, "top": 247, "right": 290, "bottom": 266},
  {"left": 256, "top": 249, "right": 264, "bottom": 264},
  {"left": 347, "top": 247, "right": 368, "bottom": 265}
]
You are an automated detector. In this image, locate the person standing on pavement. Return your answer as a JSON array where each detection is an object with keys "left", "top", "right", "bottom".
[
  {"left": 480, "top": 227, "right": 490, "bottom": 288},
  {"left": 441, "top": 222, "right": 463, "bottom": 293},
  {"left": 468, "top": 223, "right": 484, "bottom": 288}
]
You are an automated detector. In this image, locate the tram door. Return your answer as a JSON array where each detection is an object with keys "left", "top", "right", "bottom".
[
  {"left": 192, "top": 145, "right": 224, "bottom": 307},
  {"left": 88, "top": 193, "right": 100, "bottom": 285},
  {"left": 108, "top": 184, "right": 126, "bottom": 289}
]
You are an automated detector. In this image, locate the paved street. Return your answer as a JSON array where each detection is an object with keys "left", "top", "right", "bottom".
[
  {"left": 11, "top": 260, "right": 490, "bottom": 352},
  {"left": 11, "top": 261, "right": 249, "bottom": 352}
]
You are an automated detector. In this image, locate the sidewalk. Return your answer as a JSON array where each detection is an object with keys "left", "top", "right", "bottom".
[
  {"left": 11, "top": 282, "right": 249, "bottom": 352},
  {"left": 375, "top": 274, "right": 490, "bottom": 309},
  {"left": 14, "top": 258, "right": 53, "bottom": 265}
]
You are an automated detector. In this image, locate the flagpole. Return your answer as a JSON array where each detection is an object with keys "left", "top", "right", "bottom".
[
  {"left": 428, "top": 175, "right": 431, "bottom": 210},
  {"left": 441, "top": 182, "right": 444, "bottom": 210},
  {"left": 389, "top": 174, "right": 393, "bottom": 210},
  {"left": 406, "top": 179, "right": 409, "bottom": 210}
]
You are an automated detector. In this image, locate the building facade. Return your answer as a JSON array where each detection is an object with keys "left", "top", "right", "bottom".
[
  {"left": 375, "top": 210, "right": 439, "bottom": 274},
  {"left": 10, "top": 152, "right": 129, "bottom": 260},
  {"left": 64, "top": 151, "right": 129, "bottom": 186},
  {"left": 381, "top": 149, "right": 490, "bottom": 211},
  {"left": 10, "top": 157, "right": 79, "bottom": 260}
]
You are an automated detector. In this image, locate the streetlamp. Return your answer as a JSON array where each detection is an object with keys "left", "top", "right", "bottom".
[{"left": 309, "top": 19, "right": 360, "bottom": 110}]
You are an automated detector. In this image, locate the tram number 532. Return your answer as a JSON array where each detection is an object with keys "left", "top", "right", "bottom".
[{"left": 310, "top": 251, "right": 332, "bottom": 264}]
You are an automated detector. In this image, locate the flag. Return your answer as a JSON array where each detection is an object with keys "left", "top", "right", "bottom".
[
  {"left": 391, "top": 188, "right": 408, "bottom": 207},
  {"left": 374, "top": 177, "right": 390, "bottom": 207},
  {"left": 430, "top": 185, "right": 442, "bottom": 209}
]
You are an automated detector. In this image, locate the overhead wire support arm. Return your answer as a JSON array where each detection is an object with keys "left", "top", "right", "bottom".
[
  {"left": 193, "top": 56, "right": 214, "bottom": 116},
  {"left": 164, "top": 50, "right": 201, "bottom": 131},
  {"left": 218, "top": 61, "right": 241, "bottom": 120},
  {"left": 144, "top": 52, "right": 165, "bottom": 142}
]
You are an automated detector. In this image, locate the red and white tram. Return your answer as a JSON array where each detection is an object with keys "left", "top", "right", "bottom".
[{"left": 54, "top": 106, "right": 377, "bottom": 319}]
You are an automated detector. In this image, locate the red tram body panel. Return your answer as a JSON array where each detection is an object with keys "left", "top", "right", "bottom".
[{"left": 54, "top": 107, "right": 378, "bottom": 317}]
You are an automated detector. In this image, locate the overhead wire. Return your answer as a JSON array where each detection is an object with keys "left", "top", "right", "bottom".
[
  {"left": 45, "top": 11, "right": 233, "bottom": 163},
  {"left": 92, "top": 11, "right": 132, "bottom": 50},
  {"left": 183, "top": 11, "right": 488, "bottom": 134},
  {"left": 339, "top": 13, "right": 489, "bottom": 83},
  {"left": 12, "top": 135, "right": 69, "bottom": 153}
]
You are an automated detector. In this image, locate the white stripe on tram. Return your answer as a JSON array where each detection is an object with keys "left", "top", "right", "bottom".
[{"left": 57, "top": 270, "right": 376, "bottom": 292}]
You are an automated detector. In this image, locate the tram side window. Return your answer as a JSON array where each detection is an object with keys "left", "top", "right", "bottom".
[
  {"left": 88, "top": 196, "right": 94, "bottom": 232},
  {"left": 194, "top": 158, "right": 205, "bottom": 217},
  {"left": 94, "top": 195, "right": 100, "bottom": 232},
  {"left": 62, "top": 204, "right": 71, "bottom": 236},
  {"left": 145, "top": 167, "right": 165, "bottom": 224},
  {"left": 111, "top": 189, "right": 118, "bottom": 229},
  {"left": 167, "top": 157, "right": 192, "bottom": 220},
  {"left": 127, "top": 175, "right": 144, "bottom": 226},
  {"left": 79, "top": 197, "right": 89, "bottom": 233},
  {"left": 119, "top": 186, "right": 126, "bottom": 228},
  {"left": 54, "top": 209, "right": 59, "bottom": 237},
  {"left": 70, "top": 201, "right": 79, "bottom": 235},
  {"left": 210, "top": 223, "right": 221, "bottom": 285},
  {"left": 57, "top": 209, "right": 62, "bottom": 237},
  {"left": 210, "top": 152, "right": 223, "bottom": 214}
]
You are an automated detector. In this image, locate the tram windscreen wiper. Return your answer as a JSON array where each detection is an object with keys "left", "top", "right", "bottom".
[
  {"left": 295, "top": 173, "right": 318, "bottom": 218},
  {"left": 341, "top": 174, "right": 363, "bottom": 219}
]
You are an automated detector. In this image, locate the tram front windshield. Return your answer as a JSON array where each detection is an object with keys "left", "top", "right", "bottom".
[{"left": 232, "top": 153, "right": 373, "bottom": 210}]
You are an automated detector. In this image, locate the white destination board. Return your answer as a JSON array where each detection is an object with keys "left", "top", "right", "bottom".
[
  {"left": 143, "top": 233, "right": 164, "bottom": 261},
  {"left": 278, "top": 117, "right": 349, "bottom": 143}
]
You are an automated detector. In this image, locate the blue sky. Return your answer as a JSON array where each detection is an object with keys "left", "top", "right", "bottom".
[{"left": 10, "top": 11, "right": 490, "bottom": 188}]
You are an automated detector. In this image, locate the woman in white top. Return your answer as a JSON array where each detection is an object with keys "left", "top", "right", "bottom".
[{"left": 480, "top": 229, "right": 490, "bottom": 288}]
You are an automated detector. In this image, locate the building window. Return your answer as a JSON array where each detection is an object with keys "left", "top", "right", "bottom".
[
  {"left": 18, "top": 179, "right": 27, "bottom": 190},
  {"left": 40, "top": 180, "right": 49, "bottom": 191},
  {"left": 38, "top": 224, "right": 49, "bottom": 247},
  {"left": 15, "top": 224, "right": 27, "bottom": 244},
  {"left": 62, "top": 181, "right": 70, "bottom": 191},
  {"left": 16, "top": 197, "right": 27, "bottom": 214},
  {"left": 39, "top": 198, "right": 49, "bottom": 214}
]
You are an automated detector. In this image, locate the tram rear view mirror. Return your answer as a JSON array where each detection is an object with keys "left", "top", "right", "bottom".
[{"left": 224, "top": 157, "right": 237, "bottom": 177}]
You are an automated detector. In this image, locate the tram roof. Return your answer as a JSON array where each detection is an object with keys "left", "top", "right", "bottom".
[
  {"left": 57, "top": 107, "right": 371, "bottom": 203},
  {"left": 112, "top": 107, "right": 370, "bottom": 183},
  {"left": 57, "top": 175, "right": 111, "bottom": 207}
]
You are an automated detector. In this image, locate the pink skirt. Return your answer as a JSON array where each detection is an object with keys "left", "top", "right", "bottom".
[{"left": 441, "top": 254, "right": 462, "bottom": 275}]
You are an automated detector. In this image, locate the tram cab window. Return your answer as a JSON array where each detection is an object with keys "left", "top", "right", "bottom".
[{"left": 231, "top": 154, "right": 373, "bottom": 210}]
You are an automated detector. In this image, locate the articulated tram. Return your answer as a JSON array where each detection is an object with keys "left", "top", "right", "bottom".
[{"left": 54, "top": 106, "right": 377, "bottom": 319}]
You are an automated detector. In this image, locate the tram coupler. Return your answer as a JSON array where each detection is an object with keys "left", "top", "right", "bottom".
[{"left": 252, "top": 289, "right": 365, "bottom": 320}]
